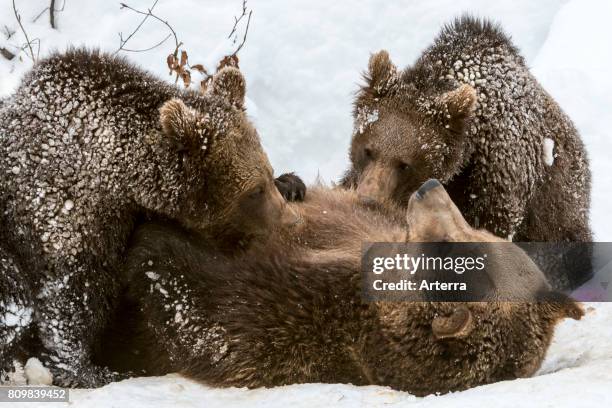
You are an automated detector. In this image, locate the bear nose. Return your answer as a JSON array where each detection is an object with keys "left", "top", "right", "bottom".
[{"left": 415, "top": 179, "right": 441, "bottom": 200}]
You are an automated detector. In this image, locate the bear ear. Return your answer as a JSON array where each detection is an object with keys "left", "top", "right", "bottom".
[
  {"left": 159, "top": 98, "right": 209, "bottom": 153},
  {"left": 432, "top": 305, "right": 474, "bottom": 340},
  {"left": 210, "top": 66, "right": 246, "bottom": 109},
  {"left": 436, "top": 84, "right": 477, "bottom": 134},
  {"left": 366, "top": 50, "right": 398, "bottom": 97}
]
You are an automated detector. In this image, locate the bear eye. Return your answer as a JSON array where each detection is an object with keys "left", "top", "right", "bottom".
[
  {"left": 399, "top": 162, "right": 412, "bottom": 172},
  {"left": 364, "top": 148, "right": 374, "bottom": 160},
  {"left": 248, "top": 185, "right": 265, "bottom": 199}
]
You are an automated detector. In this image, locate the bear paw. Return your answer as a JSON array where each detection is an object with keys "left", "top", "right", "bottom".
[{"left": 275, "top": 173, "right": 306, "bottom": 202}]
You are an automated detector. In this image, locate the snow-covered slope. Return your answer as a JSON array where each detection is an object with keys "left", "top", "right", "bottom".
[
  {"left": 15, "top": 303, "right": 612, "bottom": 408},
  {"left": 2, "top": 0, "right": 612, "bottom": 406}
]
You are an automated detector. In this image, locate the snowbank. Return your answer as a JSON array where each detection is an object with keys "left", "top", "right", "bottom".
[{"left": 14, "top": 303, "right": 612, "bottom": 408}]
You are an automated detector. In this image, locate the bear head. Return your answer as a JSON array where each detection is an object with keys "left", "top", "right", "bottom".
[
  {"left": 152, "top": 67, "right": 299, "bottom": 243},
  {"left": 370, "top": 179, "right": 583, "bottom": 395},
  {"left": 349, "top": 50, "right": 477, "bottom": 207}
]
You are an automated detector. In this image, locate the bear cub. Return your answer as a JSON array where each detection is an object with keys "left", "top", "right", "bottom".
[
  {"left": 0, "top": 48, "right": 301, "bottom": 386},
  {"left": 342, "top": 16, "right": 592, "bottom": 289}
]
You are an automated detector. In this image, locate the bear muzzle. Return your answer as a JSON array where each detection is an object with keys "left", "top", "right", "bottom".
[{"left": 356, "top": 163, "right": 397, "bottom": 205}]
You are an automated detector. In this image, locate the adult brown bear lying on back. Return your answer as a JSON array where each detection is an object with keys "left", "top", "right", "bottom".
[
  {"left": 342, "top": 16, "right": 592, "bottom": 290},
  {"left": 98, "top": 180, "right": 582, "bottom": 396}
]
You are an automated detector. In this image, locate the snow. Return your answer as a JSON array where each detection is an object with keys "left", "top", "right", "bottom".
[
  {"left": 145, "top": 271, "right": 160, "bottom": 281},
  {"left": 354, "top": 106, "right": 380, "bottom": 136},
  {"left": 24, "top": 358, "right": 53, "bottom": 386},
  {"left": 0, "top": 301, "right": 32, "bottom": 328},
  {"left": 2, "top": 0, "right": 612, "bottom": 406},
  {"left": 543, "top": 137, "right": 555, "bottom": 166},
  {"left": 10, "top": 303, "right": 612, "bottom": 408}
]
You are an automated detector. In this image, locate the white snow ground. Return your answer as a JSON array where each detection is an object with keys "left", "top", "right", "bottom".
[{"left": 2, "top": 0, "right": 612, "bottom": 406}]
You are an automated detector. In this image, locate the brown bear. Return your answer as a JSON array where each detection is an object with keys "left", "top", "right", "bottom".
[
  {"left": 98, "top": 180, "right": 582, "bottom": 396},
  {"left": 0, "top": 48, "right": 301, "bottom": 387},
  {"left": 341, "top": 16, "right": 592, "bottom": 289}
]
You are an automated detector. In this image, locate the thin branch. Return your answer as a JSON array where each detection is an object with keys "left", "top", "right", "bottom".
[
  {"left": 31, "top": 0, "right": 64, "bottom": 26},
  {"left": 3, "top": 25, "right": 15, "bottom": 40},
  {"left": 32, "top": 38, "right": 41, "bottom": 60},
  {"left": 12, "top": 0, "right": 36, "bottom": 62},
  {"left": 226, "top": 0, "right": 252, "bottom": 57},
  {"left": 227, "top": 0, "right": 248, "bottom": 40},
  {"left": 230, "top": 10, "right": 251, "bottom": 56},
  {"left": 50, "top": 0, "right": 57, "bottom": 28},
  {"left": 115, "top": 0, "right": 159, "bottom": 54},
  {"left": 120, "top": 33, "right": 171, "bottom": 53},
  {"left": 118, "top": 2, "right": 180, "bottom": 54},
  {"left": 32, "top": 7, "right": 50, "bottom": 23},
  {"left": 50, "top": 0, "right": 65, "bottom": 28}
]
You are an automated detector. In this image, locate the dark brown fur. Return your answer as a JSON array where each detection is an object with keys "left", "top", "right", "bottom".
[
  {"left": 99, "top": 183, "right": 582, "bottom": 396},
  {"left": 0, "top": 49, "right": 298, "bottom": 386},
  {"left": 342, "top": 16, "right": 591, "bottom": 289}
]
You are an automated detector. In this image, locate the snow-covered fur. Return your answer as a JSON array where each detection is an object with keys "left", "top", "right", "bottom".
[
  {"left": 99, "top": 182, "right": 583, "bottom": 396},
  {"left": 0, "top": 48, "right": 296, "bottom": 387},
  {"left": 0, "top": 245, "right": 34, "bottom": 382},
  {"left": 342, "top": 16, "right": 591, "bottom": 289},
  {"left": 0, "top": 214, "right": 40, "bottom": 384}
]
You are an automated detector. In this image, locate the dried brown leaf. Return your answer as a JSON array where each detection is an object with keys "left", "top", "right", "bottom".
[
  {"left": 167, "top": 54, "right": 176, "bottom": 74},
  {"left": 181, "top": 69, "right": 191, "bottom": 88},
  {"left": 191, "top": 64, "right": 208, "bottom": 75},
  {"left": 180, "top": 50, "right": 188, "bottom": 67}
]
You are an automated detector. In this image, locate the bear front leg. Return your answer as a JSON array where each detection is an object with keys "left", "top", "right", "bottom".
[
  {"left": 0, "top": 248, "right": 35, "bottom": 383},
  {"left": 468, "top": 195, "right": 523, "bottom": 240},
  {"left": 35, "top": 265, "right": 129, "bottom": 388},
  {"left": 275, "top": 173, "right": 306, "bottom": 202}
]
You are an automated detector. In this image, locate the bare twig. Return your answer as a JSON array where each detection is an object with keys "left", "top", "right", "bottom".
[
  {"left": 115, "top": 0, "right": 253, "bottom": 90},
  {"left": 227, "top": 0, "right": 252, "bottom": 57},
  {"left": 231, "top": 10, "right": 251, "bottom": 56},
  {"left": 115, "top": 0, "right": 159, "bottom": 54},
  {"left": 31, "top": 38, "right": 41, "bottom": 61},
  {"left": 120, "top": 33, "right": 172, "bottom": 53},
  {"left": 3, "top": 25, "right": 15, "bottom": 40},
  {"left": 50, "top": 0, "right": 57, "bottom": 28},
  {"left": 32, "top": 7, "right": 50, "bottom": 23},
  {"left": 118, "top": 1, "right": 186, "bottom": 84},
  {"left": 118, "top": 1, "right": 180, "bottom": 54},
  {"left": 32, "top": 0, "right": 64, "bottom": 27},
  {"left": 12, "top": 0, "right": 37, "bottom": 62},
  {"left": 227, "top": 0, "right": 248, "bottom": 40}
]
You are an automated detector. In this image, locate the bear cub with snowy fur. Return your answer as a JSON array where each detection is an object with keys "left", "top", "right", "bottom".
[
  {"left": 342, "top": 16, "right": 592, "bottom": 289},
  {"left": 0, "top": 49, "right": 302, "bottom": 386}
]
